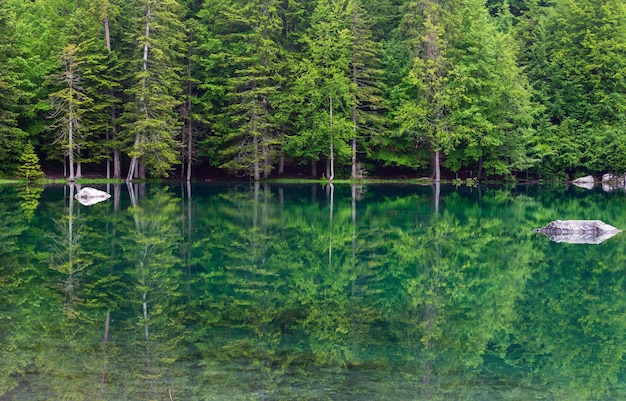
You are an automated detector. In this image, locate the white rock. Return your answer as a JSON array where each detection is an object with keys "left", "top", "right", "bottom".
[
  {"left": 74, "top": 187, "right": 111, "bottom": 206},
  {"left": 573, "top": 175, "right": 595, "bottom": 183},
  {"left": 533, "top": 220, "right": 622, "bottom": 244}
]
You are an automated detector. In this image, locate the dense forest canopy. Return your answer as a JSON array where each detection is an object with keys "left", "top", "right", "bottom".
[{"left": 0, "top": 0, "right": 624, "bottom": 181}]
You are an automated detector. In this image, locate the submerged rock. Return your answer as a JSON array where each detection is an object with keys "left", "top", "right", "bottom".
[
  {"left": 533, "top": 220, "right": 622, "bottom": 244},
  {"left": 74, "top": 187, "right": 111, "bottom": 206}
]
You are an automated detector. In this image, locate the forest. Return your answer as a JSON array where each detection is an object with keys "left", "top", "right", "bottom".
[{"left": 0, "top": 0, "right": 624, "bottom": 181}]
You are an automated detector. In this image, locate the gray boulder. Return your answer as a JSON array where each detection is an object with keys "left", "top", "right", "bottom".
[
  {"left": 74, "top": 187, "right": 111, "bottom": 206},
  {"left": 533, "top": 220, "right": 621, "bottom": 244},
  {"left": 572, "top": 175, "right": 594, "bottom": 190},
  {"left": 601, "top": 173, "right": 626, "bottom": 192}
]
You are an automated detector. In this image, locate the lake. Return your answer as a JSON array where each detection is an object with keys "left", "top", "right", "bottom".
[{"left": 2, "top": 182, "right": 626, "bottom": 400}]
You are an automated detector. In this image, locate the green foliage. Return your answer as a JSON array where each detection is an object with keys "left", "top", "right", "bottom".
[
  {"left": 519, "top": 0, "right": 626, "bottom": 175},
  {"left": 0, "top": 0, "right": 31, "bottom": 175},
  {"left": 16, "top": 143, "right": 44, "bottom": 182},
  {"left": 1, "top": 0, "right": 626, "bottom": 180},
  {"left": 123, "top": 0, "right": 187, "bottom": 178}
]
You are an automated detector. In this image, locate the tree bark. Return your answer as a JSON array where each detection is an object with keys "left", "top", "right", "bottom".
[
  {"left": 329, "top": 96, "right": 334, "bottom": 181},
  {"left": 127, "top": 2, "right": 151, "bottom": 181},
  {"left": 434, "top": 150, "right": 440, "bottom": 183}
]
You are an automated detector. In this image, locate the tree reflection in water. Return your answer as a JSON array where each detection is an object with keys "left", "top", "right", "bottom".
[{"left": 2, "top": 184, "right": 626, "bottom": 400}]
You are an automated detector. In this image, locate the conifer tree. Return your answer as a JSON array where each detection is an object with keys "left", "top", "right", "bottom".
[
  {"left": 124, "top": 0, "right": 186, "bottom": 180},
  {"left": 289, "top": 0, "right": 354, "bottom": 180},
  {"left": 92, "top": 0, "right": 123, "bottom": 179},
  {"left": 206, "top": 0, "right": 284, "bottom": 181},
  {"left": 542, "top": 0, "right": 626, "bottom": 173},
  {"left": 0, "top": 0, "right": 31, "bottom": 175},
  {"left": 444, "top": 0, "right": 535, "bottom": 177},
  {"left": 394, "top": 0, "right": 456, "bottom": 182},
  {"left": 16, "top": 142, "right": 45, "bottom": 182},
  {"left": 48, "top": 44, "right": 91, "bottom": 182},
  {"left": 347, "top": 0, "right": 385, "bottom": 179},
  {"left": 59, "top": 5, "right": 121, "bottom": 178}
]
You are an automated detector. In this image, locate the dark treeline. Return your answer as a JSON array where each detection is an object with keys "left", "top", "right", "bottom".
[{"left": 0, "top": 0, "right": 624, "bottom": 181}]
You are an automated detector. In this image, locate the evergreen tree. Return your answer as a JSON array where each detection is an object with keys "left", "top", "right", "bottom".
[
  {"left": 519, "top": 0, "right": 626, "bottom": 175},
  {"left": 288, "top": 0, "right": 354, "bottom": 180},
  {"left": 347, "top": 0, "right": 386, "bottom": 180},
  {"left": 188, "top": 7, "right": 228, "bottom": 175},
  {"left": 123, "top": 0, "right": 186, "bottom": 180},
  {"left": 444, "top": 0, "right": 536, "bottom": 177},
  {"left": 16, "top": 142, "right": 45, "bottom": 182},
  {"left": 48, "top": 44, "right": 91, "bottom": 182},
  {"left": 548, "top": 0, "right": 626, "bottom": 173},
  {"left": 394, "top": 0, "right": 457, "bottom": 181},
  {"left": 0, "top": 0, "right": 31, "bottom": 175},
  {"left": 210, "top": 0, "right": 285, "bottom": 181},
  {"left": 58, "top": 5, "right": 120, "bottom": 178},
  {"left": 91, "top": 0, "right": 124, "bottom": 179}
]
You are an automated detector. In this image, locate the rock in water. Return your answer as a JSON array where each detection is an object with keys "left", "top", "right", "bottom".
[
  {"left": 74, "top": 187, "right": 111, "bottom": 206},
  {"left": 572, "top": 175, "right": 595, "bottom": 190},
  {"left": 533, "top": 220, "right": 622, "bottom": 244}
]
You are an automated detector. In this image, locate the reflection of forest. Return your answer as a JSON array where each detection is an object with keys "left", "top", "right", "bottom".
[{"left": 2, "top": 184, "right": 626, "bottom": 400}]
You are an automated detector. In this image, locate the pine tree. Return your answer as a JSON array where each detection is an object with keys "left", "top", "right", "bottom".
[
  {"left": 91, "top": 0, "right": 124, "bottom": 179},
  {"left": 205, "top": 0, "right": 284, "bottom": 181},
  {"left": 123, "top": 0, "right": 186, "bottom": 180},
  {"left": 444, "top": 0, "right": 535, "bottom": 177},
  {"left": 0, "top": 0, "right": 31, "bottom": 175},
  {"left": 394, "top": 0, "right": 456, "bottom": 182},
  {"left": 16, "top": 142, "right": 45, "bottom": 182},
  {"left": 546, "top": 0, "right": 626, "bottom": 173},
  {"left": 59, "top": 5, "right": 121, "bottom": 179},
  {"left": 48, "top": 44, "right": 91, "bottom": 182},
  {"left": 288, "top": 0, "right": 354, "bottom": 180},
  {"left": 347, "top": 0, "right": 386, "bottom": 180}
]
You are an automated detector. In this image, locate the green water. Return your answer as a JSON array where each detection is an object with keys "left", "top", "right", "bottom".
[{"left": 2, "top": 182, "right": 626, "bottom": 400}]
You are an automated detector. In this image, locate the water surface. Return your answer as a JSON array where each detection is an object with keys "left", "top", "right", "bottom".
[{"left": 2, "top": 182, "right": 626, "bottom": 400}]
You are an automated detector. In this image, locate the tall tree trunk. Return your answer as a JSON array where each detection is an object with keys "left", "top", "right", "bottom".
[
  {"left": 263, "top": 143, "right": 270, "bottom": 179},
  {"left": 68, "top": 104, "right": 75, "bottom": 182},
  {"left": 127, "top": 136, "right": 140, "bottom": 181},
  {"left": 351, "top": 61, "right": 358, "bottom": 180},
  {"left": 103, "top": 10, "right": 122, "bottom": 179},
  {"left": 434, "top": 150, "right": 440, "bottom": 182},
  {"left": 311, "top": 158, "right": 317, "bottom": 177},
  {"left": 128, "top": 2, "right": 151, "bottom": 181},
  {"left": 253, "top": 119, "right": 260, "bottom": 181},
  {"left": 186, "top": 121, "right": 192, "bottom": 182},
  {"left": 329, "top": 96, "right": 334, "bottom": 181},
  {"left": 185, "top": 54, "right": 193, "bottom": 182},
  {"left": 76, "top": 147, "right": 82, "bottom": 178}
]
